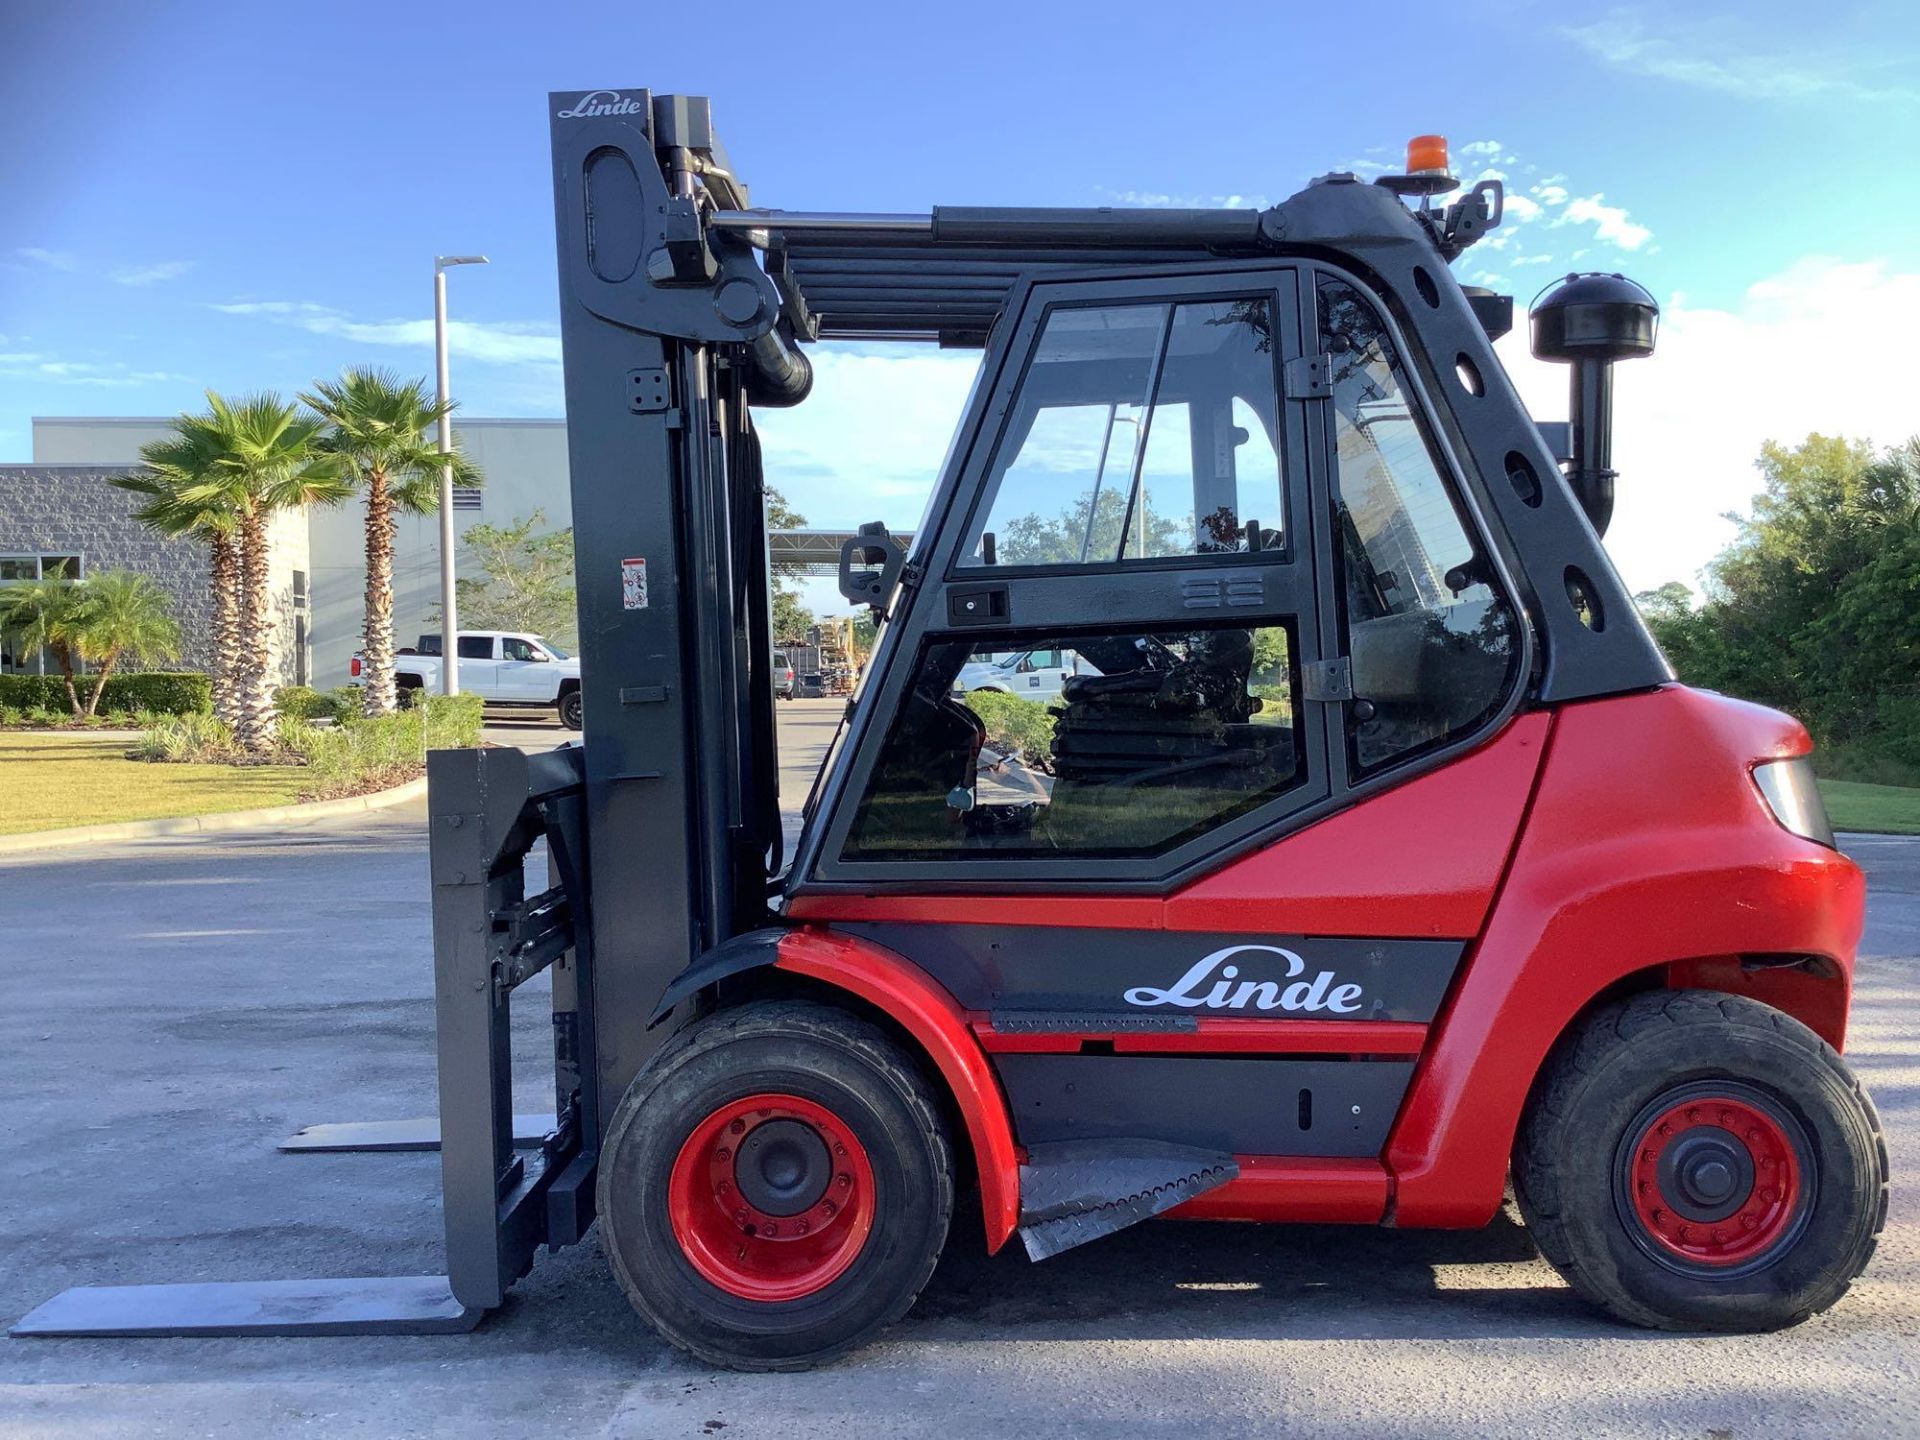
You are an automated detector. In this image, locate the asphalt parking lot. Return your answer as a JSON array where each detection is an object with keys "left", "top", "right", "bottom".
[{"left": 0, "top": 700, "right": 1914, "bottom": 1438}]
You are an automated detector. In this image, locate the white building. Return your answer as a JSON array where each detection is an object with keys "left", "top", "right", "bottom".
[{"left": 13, "top": 416, "right": 571, "bottom": 686}]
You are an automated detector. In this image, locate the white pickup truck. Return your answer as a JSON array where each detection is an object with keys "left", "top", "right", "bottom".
[{"left": 351, "top": 631, "right": 584, "bottom": 729}]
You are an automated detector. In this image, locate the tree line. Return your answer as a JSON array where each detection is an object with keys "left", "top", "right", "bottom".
[
  {"left": 114, "top": 371, "right": 478, "bottom": 754},
  {"left": 1636, "top": 434, "right": 1920, "bottom": 784}
]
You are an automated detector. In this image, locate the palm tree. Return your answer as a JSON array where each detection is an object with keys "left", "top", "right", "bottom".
[
  {"left": 300, "top": 368, "right": 478, "bottom": 716},
  {"left": 0, "top": 576, "right": 87, "bottom": 715},
  {"left": 69, "top": 571, "right": 181, "bottom": 717},
  {"left": 174, "top": 392, "right": 352, "bottom": 752},
  {"left": 115, "top": 425, "right": 244, "bottom": 723}
]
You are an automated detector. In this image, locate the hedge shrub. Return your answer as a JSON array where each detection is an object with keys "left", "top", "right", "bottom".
[
  {"left": 962, "top": 689, "right": 1057, "bottom": 764},
  {"left": 273, "top": 684, "right": 363, "bottom": 723},
  {"left": 0, "top": 671, "right": 212, "bottom": 717}
]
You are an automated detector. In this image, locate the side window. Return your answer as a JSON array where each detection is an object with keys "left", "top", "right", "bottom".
[
  {"left": 456, "top": 635, "right": 494, "bottom": 660},
  {"left": 843, "top": 624, "right": 1303, "bottom": 861},
  {"left": 963, "top": 297, "right": 1284, "bottom": 567},
  {"left": 1318, "top": 275, "right": 1520, "bottom": 773},
  {"left": 502, "top": 638, "right": 539, "bottom": 662}
]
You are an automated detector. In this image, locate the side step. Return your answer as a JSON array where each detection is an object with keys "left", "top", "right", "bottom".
[
  {"left": 9, "top": 1276, "right": 482, "bottom": 1339},
  {"left": 1017, "top": 1139, "right": 1238, "bottom": 1261},
  {"left": 278, "top": 1115, "right": 557, "bottom": 1153}
]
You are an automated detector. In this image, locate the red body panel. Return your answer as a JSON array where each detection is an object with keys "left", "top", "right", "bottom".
[
  {"left": 1168, "top": 713, "right": 1551, "bottom": 937},
  {"left": 786, "top": 714, "right": 1547, "bottom": 937},
  {"left": 1169, "top": 1157, "right": 1390, "bottom": 1223},
  {"left": 1387, "top": 687, "right": 1865, "bottom": 1227},
  {"left": 773, "top": 927, "right": 1023, "bottom": 1253}
]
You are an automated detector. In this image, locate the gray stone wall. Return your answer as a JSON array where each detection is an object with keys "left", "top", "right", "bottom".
[{"left": 0, "top": 465, "right": 215, "bottom": 670}]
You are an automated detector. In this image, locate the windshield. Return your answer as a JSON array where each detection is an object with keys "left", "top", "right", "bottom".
[{"left": 543, "top": 642, "right": 570, "bottom": 660}]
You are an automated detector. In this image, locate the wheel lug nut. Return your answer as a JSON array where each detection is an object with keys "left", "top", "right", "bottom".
[
  {"left": 718, "top": 1180, "right": 732, "bottom": 1195},
  {"left": 1658, "top": 1124, "right": 1673, "bottom": 1137},
  {"left": 796, "top": 1220, "right": 809, "bottom": 1235},
  {"left": 1747, "top": 1129, "right": 1760, "bottom": 1145},
  {"left": 1742, "top": 1215, "right": 1757, "bottom": 1230},
  {"left": 716, "top": 1147, "right": 731, "bottom": 1161},
  {"left": 836, "top": 1173, "right": 851, "bottom": 1189},
  {"left": 1763, "top": 1187, "right": 1780, "bottom": 1203},
  {"left": 834, "top": 1143, "right": 847, "bottom": 1157},
  {"left": 763, "top": 1221, "right": 778, "bottom": 1237},
  {"left": 734, "top": 1209, "right": 749, "bottom": 1225},
  {"left": 822, "top": 1200, "right": 837, "bottom": 1217},
  {"left": 730, "top": 1119, "right": 745, "bottom": 1136}
]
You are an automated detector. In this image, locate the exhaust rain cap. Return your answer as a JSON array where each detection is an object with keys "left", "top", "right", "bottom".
[{"left": 1529, "top": 272, "right": 1659, "bottom": 364}]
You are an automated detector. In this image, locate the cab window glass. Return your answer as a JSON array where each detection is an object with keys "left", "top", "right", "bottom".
[
  {"left": 1318, "top": 275, "right": 1519, "bottom": 773},
  {"left": 502, "top": 638, "right": 541, "bottom": 661},
  {"left": 843, "top": 624, "right": 1303, "bottom": 861},
  {"left": 964, "top": 298, "right": 1283, "bottom": 567},
  {"left": 456, "top": 635, "right": 493, "bottom": 660}
]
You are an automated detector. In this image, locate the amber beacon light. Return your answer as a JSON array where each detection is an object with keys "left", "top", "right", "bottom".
[{"left": 1405, "top": 134, "right": 1450, "bottom": 176}]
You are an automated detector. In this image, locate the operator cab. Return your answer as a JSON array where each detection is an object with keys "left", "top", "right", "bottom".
[{"left": 795, "top": 261, "right": 1526, "bottom": 885}]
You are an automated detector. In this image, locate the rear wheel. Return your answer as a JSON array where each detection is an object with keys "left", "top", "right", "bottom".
[
  {"left": 558, "top": 689, "right": 582, "bottom": 729},
  {"left": 1515, "top": 989, "right": 1887, "bottom": 1331},
  {"left": 597, "top": 1000, "right": 952, "bottom": 1370}
]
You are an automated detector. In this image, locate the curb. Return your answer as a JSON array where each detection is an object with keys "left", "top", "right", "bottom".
[{"left": 0, "top": 777, "right": 428, "bottom": 857}]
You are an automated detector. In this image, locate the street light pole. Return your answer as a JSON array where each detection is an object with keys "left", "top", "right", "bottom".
[{"left": 433, "top": 254, "right": 489, "bottom": 695}]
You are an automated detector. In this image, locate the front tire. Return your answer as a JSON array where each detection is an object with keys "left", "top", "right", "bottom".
[
  {"left": 597, "top": 1000, "right": 953, "bottom": 1370},
  {"left": 558, "top": 689, "right": 582, "bottom": 730},
  {"left": 1515, "top": 989, "right": 1887, "bottom": 1332}
]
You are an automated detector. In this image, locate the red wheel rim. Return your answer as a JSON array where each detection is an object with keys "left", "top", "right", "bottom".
[
  {"left": 667, "top": 1093, "right": 876, "bottom": 1302},
  {"left": 1623, "top": 1093, "right": 1805, "bottom": 1268}
]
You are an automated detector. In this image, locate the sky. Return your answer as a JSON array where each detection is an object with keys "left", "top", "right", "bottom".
[{"left": 4, "top": 0, "right": 1918, "bottom": 614}]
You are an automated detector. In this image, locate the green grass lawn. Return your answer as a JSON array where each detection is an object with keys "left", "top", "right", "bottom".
[
  {"left": 1818, "top": 778, "right": 1920, "bottom": 836},
  {"left": 0, "top": 733, "right": 307, "bottom": 836}
]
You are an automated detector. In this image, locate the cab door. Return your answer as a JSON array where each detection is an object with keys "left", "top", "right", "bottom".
[
  {"left": 454, "top": 634, "right": 499, "bottom": 694},
  {"left": 805, "top": 265, "right": 1331, "bottom": 891}
]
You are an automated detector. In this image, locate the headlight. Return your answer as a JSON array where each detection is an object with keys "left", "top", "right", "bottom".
[{"left": 1751, "top": 757, "right": 1835, "bottom": 849}]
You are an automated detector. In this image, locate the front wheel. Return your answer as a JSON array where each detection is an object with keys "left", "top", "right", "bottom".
[
  {"left": 597, "top": 999, "right": 953, "bottom": 1370},
  {"left": 1516, "top": 989, "right": 1887, "bottom": 1332},
  {"left": 558, "top": 690, "right": 582, "bottom": 730}
]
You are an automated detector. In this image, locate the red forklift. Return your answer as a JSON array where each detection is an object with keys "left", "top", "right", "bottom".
[{"left": 15, "top": 92, "right": 1884, "bottom": 1371}]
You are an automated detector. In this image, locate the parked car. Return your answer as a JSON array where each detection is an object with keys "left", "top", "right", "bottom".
[
  {"left": 772, "top": 650, "right": 796, "bottom": 699},
  {"left": 953, "top": 647, "right": 1098, "bottom": 702},
  {"left": 351, "top": 631, "right": 583, "bottom": 729}
]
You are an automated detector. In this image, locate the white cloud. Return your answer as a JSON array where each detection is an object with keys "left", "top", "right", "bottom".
[
  {"left": 1563, "top": 13, "right": 1917, "bottom": 103},
  {"left": 1552, "top": 194, "right": 1653, "bottom": 251},
  {"left": 1502, "top": 192, "right": 1543, "bottom": 224},
  {"left": 213, "top": 300, "right": 561, "bottom": 366},
  {"left": 1099, "top": 187, "right": 1271, "bottom": 210},
  {"left": 111, "top": 260, "right": 194, "bottom": 287},
  {"left": 1534, "top": 183, "right": 1569, "bottom": 207},
  {"left": 0, "top": 352, "right": 186, "bottom": 386},
  {"left": 16, "top": 247, "right": 77, "bottom": 272},
  {"left": 1495, "top": 256, "right": 1920, "bottom": 593}
]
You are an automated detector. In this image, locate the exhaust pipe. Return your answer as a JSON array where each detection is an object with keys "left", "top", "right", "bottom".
[{"left": 1529, "top": 273, "right": 1658, "bottom": 536}]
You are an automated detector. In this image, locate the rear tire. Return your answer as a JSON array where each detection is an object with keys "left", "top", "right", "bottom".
[
  {"left": 1515, "top": 989, "right": 1887, "bottom": 1332},
  {"left": 559, "top": 689, "right": 582, "bottom": 730},
  {"left": 597, "top": 999, "right": 952, "bottom": 1370}
]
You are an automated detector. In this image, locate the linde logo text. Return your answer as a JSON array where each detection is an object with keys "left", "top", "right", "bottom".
[
  {"left": 556, "top": 91, "right": 646, "bottom": 119},
  {"left": 1124, "top": 944, "right": 1365, "bottom": 1014}
]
